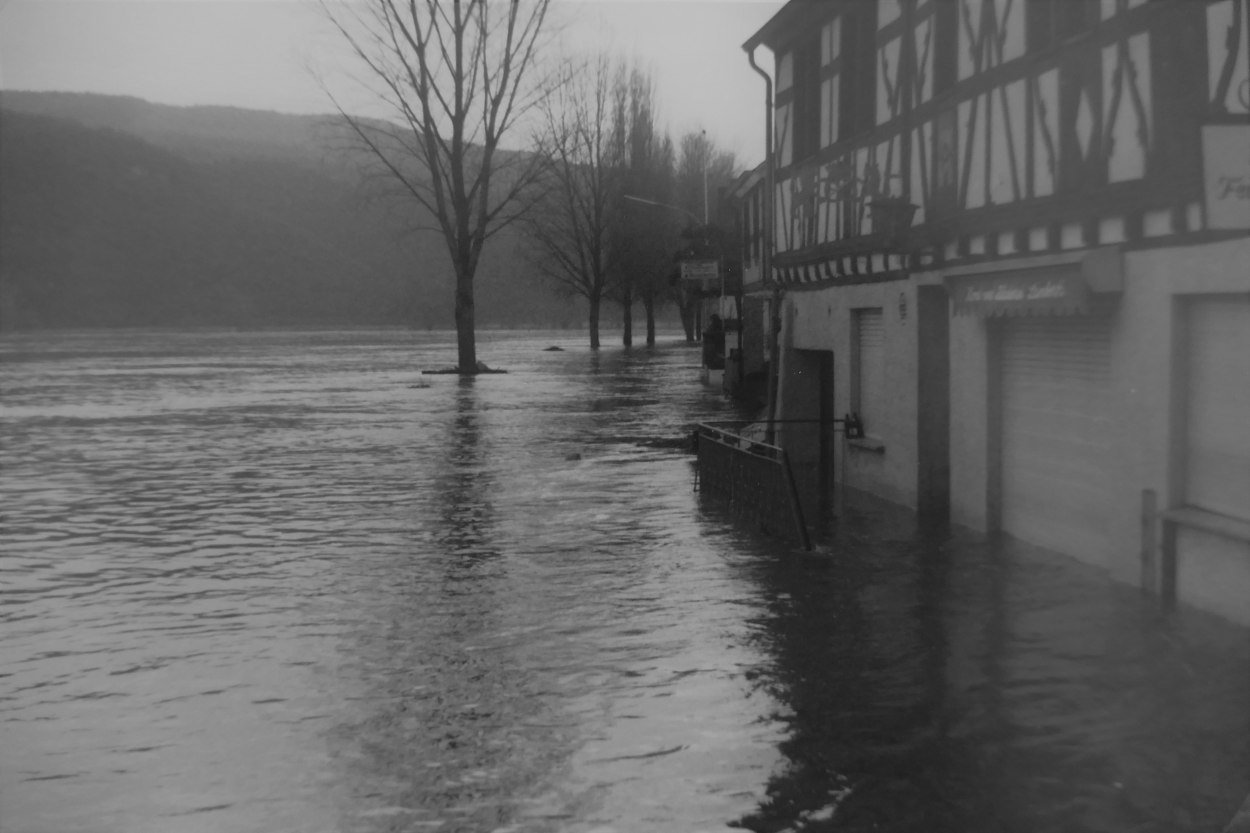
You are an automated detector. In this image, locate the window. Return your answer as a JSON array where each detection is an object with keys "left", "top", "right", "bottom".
[
  {"left": 853, "top": 308, "right": 886, "bottom": 437},
  {"left": 1027, "top": 0, "right": 1097, "bottom": 52},
  {"left": 791, "top": 35, "right": 822, "bottom": 161},
  {"left": 838, "top": 2, "right": 878, "bottom": 139},
  {"left": 780, "top": 2, "right": 879, "bottom": 159},
  {"left": 820, "top": 18, "right": 842, "bottom": 146},
  {"left": 932, "top": 0, "right": 958, "bottom": 94}
]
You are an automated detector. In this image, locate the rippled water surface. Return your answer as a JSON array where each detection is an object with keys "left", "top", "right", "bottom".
[{"left": 2, "top": 329, "right": 1248, "bottom": 833}]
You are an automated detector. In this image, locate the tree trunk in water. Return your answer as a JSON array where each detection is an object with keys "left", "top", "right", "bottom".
[
  {"left": 455, "top": 267, "right": 477, "bottom": 373},
  {"left": 679, "top": 292, "right": 696, "bottom": 342},
  {"left": 643, "top": 296, "right": 656, "bottom": 346},
  {"left": 621, "top": 287, "right": 633, "bottom": 347},
  {"left": 588, "top": 293, "right": 601, "bottom": 350}
]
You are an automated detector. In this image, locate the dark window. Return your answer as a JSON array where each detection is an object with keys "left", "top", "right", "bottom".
[
  {"left": 932, "top": 0, "right": 958, "bottom": 93},
  {"left": 838, "top": 2, "right": 878, "bottom": 140},
  {"left": 792, "top": 36, "right": 822, "bottom": 161},
  {"left": 1027, "top": 0, "right": 1097, "bottom": 52}
]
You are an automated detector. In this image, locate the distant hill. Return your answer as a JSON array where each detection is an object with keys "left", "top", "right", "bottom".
[{"left": 0, "top": 91, "right": 582, "bottom": 331}]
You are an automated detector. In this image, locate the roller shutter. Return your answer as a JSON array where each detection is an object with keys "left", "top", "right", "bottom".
[
  {"left": 855, "top": 308, "right": 885, "bottom": 433},
  {"left": 1185, "top": 298, "right": 1250, "bottom": 519},
  {"left": 999, "top": 317, "right": 1114, "bottom": 558}
]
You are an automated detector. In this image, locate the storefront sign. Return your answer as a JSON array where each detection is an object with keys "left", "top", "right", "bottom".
[
  {"left": 951, "top": 272, "right": 1090, "bottom": 316},
  {"left": 1203, "top": 125, "right": 1250, "bottom": 229}
]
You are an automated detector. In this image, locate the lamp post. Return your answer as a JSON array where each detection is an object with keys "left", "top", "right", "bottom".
[{"left": 700, "top": 129, "right": 709, "bottom": 226}]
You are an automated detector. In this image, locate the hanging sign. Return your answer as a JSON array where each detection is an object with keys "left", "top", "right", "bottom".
[
  {"left": 1202, "top": 125, "right": 1250, "bottom": 229},
  {"left": 680, "top": 259, "right": 720, "bottom": 292}
]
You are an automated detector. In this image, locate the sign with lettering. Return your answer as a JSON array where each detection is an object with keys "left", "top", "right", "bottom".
[
  {"left": 951, "top": 272, "right": 1090, "bottom": 316},
  {"left": 1203, "top": 125, "right": 1250, "bottom": 229},
  {"left": 680, "top": 259, "right": 719, "bottom": 284}
]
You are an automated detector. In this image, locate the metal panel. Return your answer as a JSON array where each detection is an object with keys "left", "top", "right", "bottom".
[
  {"left": 1185, "top": 298, "right": 1250, "bottom": 519},
  {"left": 1000, "top": 317, "right": 1114, "bottom": 558}
]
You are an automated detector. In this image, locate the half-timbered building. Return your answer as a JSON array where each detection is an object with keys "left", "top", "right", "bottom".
[{"left": 743, "top": 0, "right": 1250, "bottom": 621}]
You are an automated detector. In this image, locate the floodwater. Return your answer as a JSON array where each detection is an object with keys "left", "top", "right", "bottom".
[{"left": 1, "top": 328, "right": 1247, "bottom": 833}]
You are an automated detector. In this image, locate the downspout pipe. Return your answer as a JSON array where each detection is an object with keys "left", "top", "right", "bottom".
[{"left": 745, "top": 44, "right": 779, "bottom": 444}]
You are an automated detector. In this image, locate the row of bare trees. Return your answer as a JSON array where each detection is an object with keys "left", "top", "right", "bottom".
[
  {"left": 323, "top": 0, "right": 737, "bottom": 371},
  {"left": 525, "top": 56, "right": 691, "bottom": 349}
]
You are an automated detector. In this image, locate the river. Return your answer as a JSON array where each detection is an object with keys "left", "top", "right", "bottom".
[{"left": 1, "top": 328, "right": 1247, "bottom": 833}]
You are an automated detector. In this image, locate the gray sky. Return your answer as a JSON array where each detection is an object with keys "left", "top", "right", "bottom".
[{"left": 0, "top": 0, "right": 782, "bottom": 163}]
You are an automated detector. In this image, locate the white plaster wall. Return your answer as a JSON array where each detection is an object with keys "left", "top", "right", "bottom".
[
  {"left": 944, "top": 236, "right": 1250, "bottom": 623},
  {"left": 1119, "top": 237, "right": 1250, "bottom": 621},
  {"left": 778, "top": 280, "right": 921, "bottom": 509}
]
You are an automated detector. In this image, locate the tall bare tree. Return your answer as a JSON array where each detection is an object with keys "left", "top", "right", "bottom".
[
  {"left": 524, "top": 53, "right": 619, "bottom": 349},
  {"left": 615, "top": 132, "right": 679, "bottom": 347},
  {"left": 608, "top": 66, "right": 671, "bottom": 347},
  {"left": 323, "top": 0, "right": 554, "bottom": 373}
]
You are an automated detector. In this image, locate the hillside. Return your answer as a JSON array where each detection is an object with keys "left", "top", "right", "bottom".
[{"left": 0, "top": 92, "right": 581, "bottom": 331}]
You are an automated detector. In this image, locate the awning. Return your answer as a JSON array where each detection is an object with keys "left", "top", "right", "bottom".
[{"left": 944, "top": 246, "right": 1123, "bottom": 317}]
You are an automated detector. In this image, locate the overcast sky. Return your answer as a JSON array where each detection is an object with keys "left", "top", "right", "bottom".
[{"left": 0, "top": 0, "right": 782, "bottom": 163}]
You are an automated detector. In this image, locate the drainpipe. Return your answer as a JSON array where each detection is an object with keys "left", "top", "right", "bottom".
[{"left": 746, "top": 44, "right": 779, "bottom": 444}]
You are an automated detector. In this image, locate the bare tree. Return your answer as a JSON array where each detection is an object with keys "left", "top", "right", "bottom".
[
  {"left": 524, "top": 53, "right": 618, "bottom": 349},
  {"left": 608, "top": 66, "right": 672, "bottom": 347},
  {"left": 615, "top": 132, "right": 679, "bottom": 347},
  {"left": 322, "top": 0, "right": 554, "bottom": 373}
]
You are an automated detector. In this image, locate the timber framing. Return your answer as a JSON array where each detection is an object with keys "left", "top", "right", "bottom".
[{"left": 759, "top": 0, "right": 1250, "bottom": 290}]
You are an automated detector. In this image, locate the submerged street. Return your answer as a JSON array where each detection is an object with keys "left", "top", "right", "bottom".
[{"left": 1, "top": 329, "right": 1247, "bottom": 833}]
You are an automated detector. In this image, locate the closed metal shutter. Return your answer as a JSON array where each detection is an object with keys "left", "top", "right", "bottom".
[
  {"left": 1185, "top": 298, "right": 1250, "bottom": 519},
  {"left": 1000, "top": 317, "right": 1114, "bottom": 558},
  {"left": 855, "top": 308, "right": 885, "bottom": 433}
]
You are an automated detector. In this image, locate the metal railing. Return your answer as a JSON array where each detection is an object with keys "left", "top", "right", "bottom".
[{"left": 693, "top": 421, "right": 812, "bottom": 550}]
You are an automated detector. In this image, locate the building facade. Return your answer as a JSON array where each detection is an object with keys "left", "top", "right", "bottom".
[{"left": 743, "top": 0, "right": 1250, "bottom": 622}]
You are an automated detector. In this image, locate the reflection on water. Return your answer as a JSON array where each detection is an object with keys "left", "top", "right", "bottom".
[
  {"left": 718, "top": 500, "right": 1250, "bottom": 833},
  {"left": 1, "top": 329, "right": 1247, "bottom": 833}
]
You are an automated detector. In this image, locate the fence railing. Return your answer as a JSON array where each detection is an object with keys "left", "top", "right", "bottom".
[{"left": 693, "top": 421, "right": 812, "bottom": 550}]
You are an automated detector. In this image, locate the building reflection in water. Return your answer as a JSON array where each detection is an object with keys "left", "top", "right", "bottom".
[{"left": 718, "top": 498, "right": 1250, "bottom": 833}]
